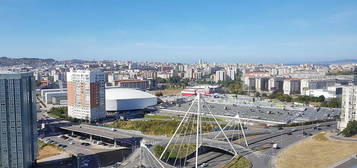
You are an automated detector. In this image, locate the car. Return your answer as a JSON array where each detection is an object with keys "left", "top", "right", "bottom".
[
  {"left": 272, "top": 143, "right": 279, "bottom": 149},
  {"left": 278, "top": 127, "right": 283, "bottom": 130},
  {"left": 200, "top": 163, "right": 208, "bottom": 167},
  {"left": 303, "top": 131, "right": 308, "bottom": 136},
  {"left": 287, "top": 132, "right": 292, "bottom": 135},
  {"left": 81, "top": 142, "right": 90, "bottom": 146},
  {"left": 58, "top": 144, "right": 65, "bottom": 147}
]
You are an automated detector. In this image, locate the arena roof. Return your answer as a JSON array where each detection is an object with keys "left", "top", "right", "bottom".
[{"left": 106, "top": 87, "right": 156, "bottom": 100}]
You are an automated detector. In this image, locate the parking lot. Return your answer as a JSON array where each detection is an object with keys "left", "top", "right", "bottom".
[{"left": 161, "top": 100, "right": 340, "bottom": 123}]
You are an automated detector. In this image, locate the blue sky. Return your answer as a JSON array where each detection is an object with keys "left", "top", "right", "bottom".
[{"left": 0, "top": 0, "right": 357, "bottom": 63}]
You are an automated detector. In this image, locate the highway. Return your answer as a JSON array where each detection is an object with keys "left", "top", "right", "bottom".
[
  {"left": 244, "top": 122, "right": 337, "bottom": 168},
  {"left": 38, "top": 105, "right": 340, "bottom": 168}
]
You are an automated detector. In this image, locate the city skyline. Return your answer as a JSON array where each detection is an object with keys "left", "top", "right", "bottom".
[{"left": 1, "top": 0, "right": 357, "bottom": 63}]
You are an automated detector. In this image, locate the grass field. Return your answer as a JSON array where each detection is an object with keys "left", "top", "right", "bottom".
[
  {"left": 144, "top": 114, "right": 224, "bottom": 122},
  {"left": 106, "top": 119, "right": 222, "bottom": 136},
  {"left": 222, "top": 155, "right": 252, "bottom": 168},
  {"left": 153, "top": 144, "right": 196, "bottom": 159},
  {"left": 276, "top": 132, "right": 357, "bottom": 168}
]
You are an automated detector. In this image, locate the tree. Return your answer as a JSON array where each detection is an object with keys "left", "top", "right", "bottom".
[
  {"left": 318, "top": 95, "right": 325, "bottom": 102},
  {"left": 340, "top": 120, "right": 357, "bottom": 137},
  {"left": 219, "top": 77, "right": 245, "bottom": 95}
]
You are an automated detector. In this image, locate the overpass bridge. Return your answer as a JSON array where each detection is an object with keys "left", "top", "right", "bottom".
[{"left": 60, "top": 124, "right": 142, "bottom": 147}]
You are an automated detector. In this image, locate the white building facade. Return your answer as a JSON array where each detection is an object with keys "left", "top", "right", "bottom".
[
  {"left": 338, "top": 86, "right": 357, "bottom": 130},
  {"left": 67, "top": 70, "right": 106, "bottom": 121}
]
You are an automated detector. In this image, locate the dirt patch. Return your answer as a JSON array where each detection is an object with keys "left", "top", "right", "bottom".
[
  {"left": 151, "top": 89, "right": 182, "bottom": 96},
  {"left": 312, "top": 132, "right": 328, "bottom": 141},
  {"left": 276, "top": 132, "right": 357, "bottom": 168},
  {"left": 37, "top": 145, "right": 63, "bottom": 160}
]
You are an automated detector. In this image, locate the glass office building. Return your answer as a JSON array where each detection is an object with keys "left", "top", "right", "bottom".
[{"left": 0, "top": 72, "right": 37, "bottom": 168}]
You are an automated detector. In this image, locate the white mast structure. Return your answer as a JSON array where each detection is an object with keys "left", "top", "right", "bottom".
[{"left": 158, "top": 93, "right": 246, "bottom": 168}]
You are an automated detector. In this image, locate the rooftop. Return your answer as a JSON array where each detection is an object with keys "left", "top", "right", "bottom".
[{"left": 106, "top": 87, "right": 156, "bottom": 100}]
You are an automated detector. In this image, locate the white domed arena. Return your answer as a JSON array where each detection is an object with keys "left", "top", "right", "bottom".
[{"left": 105, "top": 87, "right": 157, "bottom": 112}]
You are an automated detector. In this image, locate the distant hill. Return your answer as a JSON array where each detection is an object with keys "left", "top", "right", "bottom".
[
  {"left": 0, "top": 57, "right": 56, "bottom": 66},
  {"left": 286, "top": 59, "right": 357, "bottom": 65},
  {"left": 316, "top": 59, "right": 357, "bottom": 64}
]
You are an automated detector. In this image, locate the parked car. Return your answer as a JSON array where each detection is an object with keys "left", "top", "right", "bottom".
[{"left": 81, "top": 142, "right": 90, "bottom": 146}]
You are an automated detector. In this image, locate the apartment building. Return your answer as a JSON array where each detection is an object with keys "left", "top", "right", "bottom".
[
  {"left": 215, "top": 70, "right": 226, "bottom": 82},
  {"left": 283, "top": 78, "right": 301, "bottom": 95},
  {"left": 338, "top": 85, "right": 357, "bottom": 130},
  {"left": 114, "top": 79, "right": 149, "bottom": 90},
  {"left": 67, "top": 70, "right": 106, "bottom": 121}
]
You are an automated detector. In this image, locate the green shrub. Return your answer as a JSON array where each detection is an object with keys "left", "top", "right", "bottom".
[{"left": 340, "top": 120, "right": 357, "bottom": 137}]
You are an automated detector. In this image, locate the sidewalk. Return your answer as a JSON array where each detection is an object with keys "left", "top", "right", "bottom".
[{"left": 329, "top": 134, "right": 357, "bottom": 142}]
